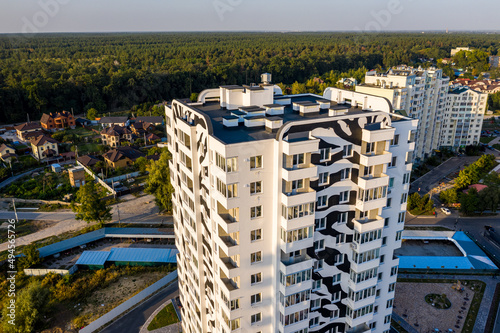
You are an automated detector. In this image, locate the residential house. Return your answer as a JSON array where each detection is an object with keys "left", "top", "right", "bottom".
[
  {"left": 77, "top": 155, "right": 101, "bottom": 170},
  {"left": 31, "top": 135, "right": 59, "bottom": 160},
  {"left": 101, "top": 125, "right": 133, "bottom": 147},
  {"left": 0, "top": 144, "right": 17, "bottom": 163},
  {"left": 103, "top": 146, "right": 145, "bottom": 169},
  {"left": 98, "top": 116, "right": 129, "bottom": 128},
  {"left": 14, "top": 122, "right": 42, "bottom": 141},
  {"left": 40, "top": 111, "right": 76, "bottom": 131},
  {"left": 134, "top": 116, "right": 164, "bottom": 126},
  {"left": 130, "top": 121, "right": 155, "bottom": 136}
]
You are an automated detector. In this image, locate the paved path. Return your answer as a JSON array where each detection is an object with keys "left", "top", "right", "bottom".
[
  {"left": 140, "top": 300, "right": 181, "bottom": 333},
  {"left": 399, "top": 274, "right": 498, "bottom": 333},
  {"left": 0, "top": 167, "right": 44, "bottom": 189},
  {"left": 100, "top": 280, "right": 179, "bottom": 333}
]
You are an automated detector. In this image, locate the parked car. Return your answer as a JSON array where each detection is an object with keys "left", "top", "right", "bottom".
[{"left": 441, "top": 207, "right": 451, "bottom": 215}]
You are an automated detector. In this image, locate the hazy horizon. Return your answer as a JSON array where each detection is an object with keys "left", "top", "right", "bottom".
[{"left": 1, "top": 0, "right": 499, "bottom": 34}]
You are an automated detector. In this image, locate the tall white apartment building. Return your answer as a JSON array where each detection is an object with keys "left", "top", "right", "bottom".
[
  {"left": 439, "top": 86, "right": 487, "bottom": 149},
  {"left": 165, "top": 74, "right": 417, "bottom": 333},
  {"left": 356, "top": 66, "right": 449, "bottom": 161}
]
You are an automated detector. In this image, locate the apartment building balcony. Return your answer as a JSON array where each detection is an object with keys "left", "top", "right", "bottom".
[
  {"left": 281, "top": 188, "right": 316, "bottom": 207},
  {"left": 355, "top": 197, "right": 387, "bottom": 213},
  {"left": 357, "top": 173, "right": 389, "bottom": 190},
  {"left": 217, "top": 235, "right": 239, "bottom": 257},
  {"left": 350, "top": 257, "right": 380, "bottom": 274},
  {"left": 219, "top": 257, "right": 239, "bottom": 278},
  {"left": 346, "top": 312, "right": 374, "bottom": 328},
  {"left": 345, "top": 296, "right": 376, "bottom": 315},
  {"left": 214, "top": 211, "right": 239, "bottom": 234},
  {"left": 280, "top": 237, "right": 314, "bottom": 254},
  {"left": 359, "top": 151, "right": 391, "bottom": 167},
  {"left": 220, "top": 278, "right": 239, "bottom": 295},
  {"left": 282, "top": 137, "right": 320, "bottom": 156},
  {"left": 352, "top": 237, "right": 383, "bottom": 253},
  {"left": 362, "top": 124, "right": 395, "bottom": 143},
  {"left": 282, "top": 319, "right": 310, "bottom": 333},
  {"left": 346, "top": 323, "right": 371, "bottom": 333},
  {"left": 282, "top": 164, "right": 318, "bottom": 182},
  {"left": 280, "top": 253, "right": 314, "bottom": 276},
  {"left": 347, "top": 275, "right": 378, "bottom": 292}
]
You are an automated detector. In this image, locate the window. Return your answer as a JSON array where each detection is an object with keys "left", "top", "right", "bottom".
[
  {"left": 339, "top": 190, "right": 349, "bottom": 203},
  {"left": 250, "top": 155, "right": 262, "bottom": 169},
  {"left": 332, "top": 273, "right": 341, "bottom": 285},
  {"left": 388, "top": 283, "right": 396, "bottom": 293},
  {"left": 401, "top": 193, "right": 407, "bottom": 204},
  {"left": 282, "top": 309, "right": 309, "bottom": 327},
  {"left": 227, "top": 183, "right": 238, "bottom": 198},
  {"left": 365, "top": 142, "right": 375, "bottom": 154},
  {"left": 230, "top": 299, "right": 240, "bottom": 311},
  {"left": 369, "top": 322, "right": 377, "bottom": 330},
  {"left": 230, "top": 318, "right": 241, "bottom": 330},
  {"left": 343, "top": 144, "right": 353, "bottom": 157},
  {"left": 386, "top": 197, "right": 392, "bottom": 208},
  {"left": 403, "top": 173, "right": 410, "bottom": 184},
  {"left": 251, "top": 293, "right": 262, "bottom": 305},
  {"left": 292, "top": 153, "right": 305, "bottom": 166},
  {"left": 319, "top": 172, "right": 329, "bottom": 185},
  {"left": 251, "top": 206, "right": 262, "bottom": 219},
  {"left": 336, "top": 233, "right": 346, "bottom": 244},
  {"left": 389, "top": 157, "right": 397, "bottom": 167},
  {"left": 334, "top": 254, "right": 344, "bottom": 265},
  {"left": 317, "top": 195, "right": 327, "bottom": 208},
  {"left": 388, "top": 177, "right": 394, "bottom": 188},
  {"left": 250, "top": 181, "right": 262, "bottom": 194},
  {"left": 380, "top": 255, "right": 385, "bottom": 263},
  {"left": 350, "top": 267, "right": 378, "bottom": 284},
  {"left": 338, "top": 212, "right": 348, "bottom": 224},
  {"left": 281, "top": 290, "right": 310, "bottom": 307},
  {"left": 251, "top": 273, "right": 262, "bottom": 284},
  {"left": 251, "top": 251, "right": 262, "bottom": 264},
  {"left": 384, "top": 315, "right": 391, "bottom": 324},
  {"left": 384, "top": 218, "right": 389, "bottom": 227},
  {"left": 280, "top": 269, "right": 312, "bottom": 287},
  {"left": 314, "top": 259, "right": 323, "bottom": 271},
  {"left": 395, "top": 230, "right": 403, "bottom": 241},
  {"left": 331, "top": 291, "right": 341, "bottom": 302},
  {"left": 391, "top": 134, "right": 399, "bottom": 146},
  {"left": 382, "top": 236, "right": 387, "bottom": 246},
  {"left": 391, "top": 266, "right": 398, "bottom": 276},
  {"left": 340, "top": 168, "right": 351, "bottom": 180},
  {"left": 291, "top": 179, "right": 304, "bottom": 191},
  {"left": 251, "top": 313, "right": 262, "bottom": 324},
  {"left": 352, "top": 248, "right": 380, "bottom": 264},
  {"left": 378, "top": 273, "right": 383, "bottom": 281},
  {"left": 398, "top": 212, "right": 405, "bottom": 223},
  {"left": 310, "top": 298, "right": 321, "bottom": 310},
  {"left": 314, "top": 240, "right": 325, "bottom": 251},
  {"left": 319, "top": 148, "right": 330, "bottom": 161},
  {"left": 312, "top": 279, "right": 322, "bottom": 290},
  {"left": 282, "top": 203, "right": 315, "bottom": 220},
  {"left": 363, "top": 165, "right": 373, "bottom": 177},
  {"left": 227, "top": 157, "right": 238, "bottom": 172},
  {"left": 331, "top": 309, "right": 339, "bottom": 320},
  {"left": 309, "top": 317, "right": 319, "bottom": 328},
  {"left": 315, "top": 217, "right": 326, "bottom": 230},
  {"left": 281, "top": 226, "right": 314, "bottom": 243},
  {"left": 251, "top": 229, "right": 262, "bottom": 242}
]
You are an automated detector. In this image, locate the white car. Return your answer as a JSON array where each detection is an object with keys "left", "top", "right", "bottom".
[{"left": 441, "top": 207, "right": 451, "bottom": 215}]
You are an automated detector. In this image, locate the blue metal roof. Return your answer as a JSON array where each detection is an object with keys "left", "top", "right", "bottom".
[
  {"left": 76, "top": 251, "right": 111, "bottom": 266},
  {"left": 105, "top": 228, "right": 170, "bottom": 235},
  {"left": 399, "top": 256, "right": 474, "bottom": 270},
  {"left": 38, "top": 228, "right": 106, "bottom": 257},
  {"left": 107, "top": 248, "right": 178, "bottom": 263}
]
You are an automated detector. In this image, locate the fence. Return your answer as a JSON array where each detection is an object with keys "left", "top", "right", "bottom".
[
  {"left": 79, "top": 270, "right": 178, "bottom": 333},
  {"left": 4, "top": 198, "right": 74, "bottom": 206},
  {"left": 103, "top": 171, "right": 140, "bottom": 184},
  {"left": 24, "top": 265, "right": 78, "bottom": 276},
  {"left": 77, "top": 161, "right": 115, "bottom": 195}
]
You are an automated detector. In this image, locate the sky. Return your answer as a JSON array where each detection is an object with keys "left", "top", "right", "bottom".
[{"left": 0, "top": 0, "right": 499, "bottom": 34}]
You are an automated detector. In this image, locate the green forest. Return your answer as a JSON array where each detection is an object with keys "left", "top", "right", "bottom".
[{"left": 0, "top": 32, "right": 499, "bottom": 124}]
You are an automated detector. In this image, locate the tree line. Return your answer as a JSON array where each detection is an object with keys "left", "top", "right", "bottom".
[{"left": 1, "top": 32, "right": 500, "bottom": 123}]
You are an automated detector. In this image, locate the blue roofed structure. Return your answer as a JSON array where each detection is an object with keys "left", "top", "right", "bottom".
[
  {"left": 75, "top": 247, "right": 178, "bottom": 269},
  {"left": 75, "top": 251, "right": 111, "bottom": 268}
]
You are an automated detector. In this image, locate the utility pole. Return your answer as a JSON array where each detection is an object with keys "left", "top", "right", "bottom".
[
  {"left": 12, "top": 199, "right": 18, "bottom": 222},
  {"left": 117, "top": 204, "right": 121, "bottom": 226}
]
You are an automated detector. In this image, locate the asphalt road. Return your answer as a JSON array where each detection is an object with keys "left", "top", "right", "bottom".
[{"left": 99, "top": 281, "right": 179, "bottom": 333}]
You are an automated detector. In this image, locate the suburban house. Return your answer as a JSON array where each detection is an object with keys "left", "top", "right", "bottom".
[
  {"left": 134, "top": 116, "right": 164, "bottom": 126},
  {"left": 0, "top": 144, "right": 17, "bottom": 163},
  {"left": 40, "top": 111, "right": 76, "bottom": 131},
  {"left": 68, "top": 166, "right": 86, "bottom": 187},
  {"left": 77, "top": 154, "right": 101, "bottom": 170},
  {"left": 31, "top": 135, "right": 59, "bottom": 160},
  {"left": 103, "top": 146, "right": 145, "bottom": 168},
  {"left": 145, "top": 133, "right": 160, "bottom": 144},
  {"left": 100, "top": 125, "right": 133, "bottom": 147},
  {"left": 14, "top": 122, "right": 43, "bottom": 141},
  {"left": 98, "top": 116, "right": 129, "bottom": 128},
  {"left": 130, "top": 121, "right": 155, "bottom": 136}
]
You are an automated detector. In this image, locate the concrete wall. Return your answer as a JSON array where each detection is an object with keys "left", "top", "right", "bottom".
[
  {"left": 77, "top": 161, "right": 116, "bottom": 195},
  {"left": 24, "top": 265, "right": 78, "bottom": 276}
]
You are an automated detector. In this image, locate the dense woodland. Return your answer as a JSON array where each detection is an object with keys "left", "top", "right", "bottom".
[{"left": 0, "top": 32, "right": 499, "bottom": 123}]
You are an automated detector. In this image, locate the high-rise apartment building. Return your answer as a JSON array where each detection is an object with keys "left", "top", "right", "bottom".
[
  {"left": 439, "top": 85, "right": 487, "bottom": 149},
  {"left": 356, "top": 66, "right": 449, "bottom": 160},
  {"left": 165, "top": 74, "right": 417, "bottom": 333}
]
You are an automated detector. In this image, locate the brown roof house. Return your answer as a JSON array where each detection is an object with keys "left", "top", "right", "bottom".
[
  {"left": 0, "top": 144, "right": 17, "bottom": 163},
  {"left": 77, "top": 155, "right": 101, "bottom": 169},
  {"left": 135, "top": 116, "right": 164, "bottom": 126},
  {"left": 130, "top": 121, "right": 155, "bottom": 136},
  {"left": 101, "top": 125, "right": 133, "bottom": 147},
  {"left": 31, "top": 135, "right": 59, "bottom": 160},
  {"left": 103, "top": 146, "right": 145, "bottom": 169},
  {"left": 14, "top": 122, "right": 42, "bottom": 141},
  {"left": 40, "top": 111, "right": 76, "bottom": 131}
]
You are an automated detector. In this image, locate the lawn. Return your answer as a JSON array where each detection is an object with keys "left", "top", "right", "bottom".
[
  {"left": 480, "top": 136, "right": 495, "bottom": 144},
  {"left": 77, "top": 142, "right": 102, "bottom": 155},
  {"left": 147, "top": 302, "right": 179, "bottom": 330}
]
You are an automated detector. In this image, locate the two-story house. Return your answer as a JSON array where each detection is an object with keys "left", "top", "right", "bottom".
[
  {"left": 101, "top": 125, "right": 133, "bottom": 147},
  {"left": 40, "top": 111, "right": 76, "bottom": 131},
  {"left": 31, "top": 135, "right": 59, "bottom": 160}
]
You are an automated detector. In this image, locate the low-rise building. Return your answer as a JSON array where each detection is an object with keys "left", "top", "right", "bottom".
[
  {"left": 451, "top": 47, "right": 472, "bottom": 56},
  {"left": 31, "top": 135, "right": 59, "bottom": 160},
  {"left": 130, "top": 121, "right": 155, "bottom": 136},
  {"left": 103, "top": 146, "right": 145, "bottom": 168},
  {"left": 77, "top": 154, "right": 101, "bottom": 170},
  {"left": 68, "top": 166, "right": 86, "bottom": 187},
  {"left": 40, "top": 111, "right": 76, "bottom": 131},
  {"left": 98, "top": 116, "right": 129, "bottom": 128},
  {"left": 451, "top": 78, "right": 500, "bottom": 94},
  {"left": 134, "top": 116, "right": 164, "bottom": 126},
  {"left": 14, "top": 122, "right": 42, "bottom": 141},
  {"left": 101, "top": 125, "right": 133, "bottom": 147},
  {"left": 0, "top": 144, "right": 17, "bottom": 163}
]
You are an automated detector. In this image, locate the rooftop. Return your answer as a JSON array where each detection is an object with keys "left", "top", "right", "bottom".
[{"left": 178, "top": 94, "right": 381, "bottom": 144}]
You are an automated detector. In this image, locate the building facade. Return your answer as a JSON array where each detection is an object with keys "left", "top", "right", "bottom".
[
  {"left": 356, "top": 66, "right": 449, "bottom": 161},
  {"left": 40, "top": 111, "right": 76, "bottom": 131},
  {"left": 165, "top": 76, "right": 417, "bottom": 333},
  {"left": 31, "top": 135, "right": 59, "bottom": 160},
  {"left": 439, "top": 86, "right": 487, "bottom": 149}
]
